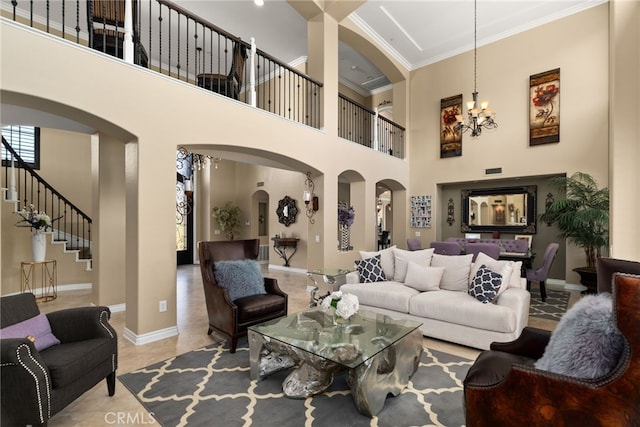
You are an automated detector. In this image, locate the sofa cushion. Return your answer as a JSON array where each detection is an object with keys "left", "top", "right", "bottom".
[
  {"left": 340, "top": 282, "right": 419, "bottom": 313},
  {"left": 0, "top": 313, "right": 60, "bottom": 351},
  {"left": 469, "top": 264, "right": 503, "bottom": 303},
  {"left": 534, "top": 292, "right": 624, "bottom": 379},
  {"left": 360, "top": 246, "right": 396, "bottom": 279},
  {"left": 392, "top": 247, "right": 435, "bottom": 282},
  {"left": 409, "top": 290, "right": 517, "bottom": 333},
  {"left": 469, "top": 252, "right": 515, "bottom": 296},
  {"left": 214, "top": 259, "right": 266, "bottom": 301},
  {"left": 430, "top": 254, "right": 474, "bottom": 291},
  {"left": 355, "top": 255, "right": 386, "bottom": 283},
  {"left": 510, "top": 261, "right": 523, "bottom": 288},
  {"left": 404, "top": 261, "right": 445, "bottom": 291}
]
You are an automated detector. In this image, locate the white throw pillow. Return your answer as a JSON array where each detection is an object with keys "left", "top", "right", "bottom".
[
  {"left": 393, "top": 247, "right": 435, "bottom": 282},
  {"left": 430, "top": 253, "right": 474, "bottom": 291},
  {"left": 468, "top": 252, "right": 514, "bottom": 297},
  {"left": 360, "top": 246, "right": 396, "bottom": 280},
  {"left": 510, "top": 261, "right": 523, "bottom": 288},
  {"left": 404, "top": 261, "right": 445, "bottom": 291}
]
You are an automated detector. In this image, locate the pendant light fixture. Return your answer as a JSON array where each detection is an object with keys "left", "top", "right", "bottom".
[{"left": 456, "top": 0, "right": 498, "bottom": 137}]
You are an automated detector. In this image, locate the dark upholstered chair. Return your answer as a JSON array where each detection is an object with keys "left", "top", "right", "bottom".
[
  {"left": 463, "top": 258, "right": 640, "bottom": 427},
  {"left": 0, "top": 293, "right": 117, "bottom": 426},
  {"left": 406, "top": 238, "right": 422, "bottom": 251},
  {"left": 378, "top": 230, "right": 390, "bottom": 250},
  {"left": 525, "top": 242, "right": 559, "bottom": 301},
  {"left": 87, "top": 0, "right": 147, "bottom": 66},
  {"left": 430, "top": 241, "right": 462, "bottom": 255},
  {"left": 465, "top": 242, "right": 501, "bottom": 262},
  {"left": 197, "top": 42, "right": 247, "bottom": 100},
  {"left": 199, "top": 239, "right": 287, "bottom": 353}
]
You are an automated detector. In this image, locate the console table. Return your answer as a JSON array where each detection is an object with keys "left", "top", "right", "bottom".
[
  {"left": 271, "top": 237, "right": 299, "bottom": 267},
  {"left": 21, "top": 260, "right": 57, "bottom": 302}
]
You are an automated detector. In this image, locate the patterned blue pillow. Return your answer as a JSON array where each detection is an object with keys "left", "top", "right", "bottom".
[
  {"left": 355, "top": 255, "right": 386, "bottom": 283},
  {"left": 214, "top": 260, "right": 266, "bottom": 301},
  {"left": 469, "top": 264, "right": 502, "bottom": 303}
]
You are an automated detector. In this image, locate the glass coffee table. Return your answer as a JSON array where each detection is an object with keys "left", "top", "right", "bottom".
[{"left": 248, "top": 308, "right": 423, "bottom": 417}]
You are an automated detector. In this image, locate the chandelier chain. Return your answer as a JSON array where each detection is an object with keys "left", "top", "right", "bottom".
[
  {"left": 474, "top": 0, "right": 477, "bottom": 93},
  {"left": 455, "top": 0, "right": 498, "bottom": 138}
]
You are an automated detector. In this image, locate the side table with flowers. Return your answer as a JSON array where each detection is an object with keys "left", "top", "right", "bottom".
[
  {"left": 321, "top": 291, "right": 359, "bottom": 325},
  {"left": 16, "top": 204, "right": 59, "bottom": 262}
]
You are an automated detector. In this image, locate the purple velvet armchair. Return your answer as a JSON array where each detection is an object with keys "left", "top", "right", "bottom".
[
  {"left": 430, "top": 241, "right": 462, "bottom": 255},
  {"left": 525, "top": 242, "right": 559, "bottom": 301}
]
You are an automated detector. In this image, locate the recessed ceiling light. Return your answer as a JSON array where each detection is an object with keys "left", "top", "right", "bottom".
[{"left": 254, "top": 0, "right": 264, "bottom": 6}]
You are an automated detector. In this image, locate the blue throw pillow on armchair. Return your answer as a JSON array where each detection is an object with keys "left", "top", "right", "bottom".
[{"left": 214, "top": 260, "right": 266, "bottom": 301}]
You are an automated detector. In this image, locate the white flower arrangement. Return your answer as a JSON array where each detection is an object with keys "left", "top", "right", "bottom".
[
  {"left": 16, "top": 204, "right": 57, "bottom": 232},
  {"left": 321, "top": 291, "right": 359, "bottom": 320}
]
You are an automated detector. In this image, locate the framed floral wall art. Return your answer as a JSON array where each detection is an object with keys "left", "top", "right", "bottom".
[
  {"left": 440, "top": 94, "right": 462, "bottom": 158},
  {"left": 529, "top": 68, "right": 560, "bottom": 146}
]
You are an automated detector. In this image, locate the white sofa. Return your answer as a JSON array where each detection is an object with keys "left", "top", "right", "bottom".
[{"left": 340, "top": 246, "right": 531, "bottom": 350}]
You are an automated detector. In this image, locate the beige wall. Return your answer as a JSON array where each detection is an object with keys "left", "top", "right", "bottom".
[
  {"left": 1, "top": 18, "right": 409, "bottom": 338},
  {"left": 409, "top": 4, "right": 611, "bottom": 284},
  {"left": 1, "top": 129, "right": 93, "bottom": 294},
  {"left": 609, "top": 0, "right": 640, "bottom": 260},
  {"left": 2, "top": 2, "right": 639, "bottom": 341}
]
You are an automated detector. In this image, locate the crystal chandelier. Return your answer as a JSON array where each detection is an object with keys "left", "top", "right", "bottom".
[{"left": 456, "top": 0, "right": 498, "bottom": 137}]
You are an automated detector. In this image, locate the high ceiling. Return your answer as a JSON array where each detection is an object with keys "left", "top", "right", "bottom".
[
  {"left": 176, "top": 0, "right": 606, "bottom": 96},
  {"left": 1, "top": 0, "right": 607, "bottom": 139}
]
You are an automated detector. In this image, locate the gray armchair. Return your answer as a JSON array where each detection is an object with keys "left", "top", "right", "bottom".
[
  {"left": 525, "top": 242, "right": 559, "bottom": 301},
  {"left": 0, "top": 293, "right": 117, "bottom": 426}
]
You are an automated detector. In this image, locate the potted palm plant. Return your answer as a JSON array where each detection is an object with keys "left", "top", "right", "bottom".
[
  {"left": 539, "top": 172, "right": 609, "bottom": 292},
  {"left": 211, "top": 202, "right": 242, "bottom": 240}
]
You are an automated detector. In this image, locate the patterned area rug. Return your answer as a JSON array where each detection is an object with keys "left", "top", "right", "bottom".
[
  {"left": 119, "top": 339, "right": 473, "bottom": 427},
  {"left": 528, "top": 288, "right": 571, "bottom": 321}
]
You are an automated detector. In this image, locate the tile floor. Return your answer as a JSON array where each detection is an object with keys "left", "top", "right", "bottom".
[{"left": 35, "top": 264, "right": 578, "bottom": 426}]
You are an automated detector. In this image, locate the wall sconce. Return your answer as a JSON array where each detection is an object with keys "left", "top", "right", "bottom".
[
  {"left": 447, "top": 198, "right": 455, "bottom": 226},
  {"left": 303, "top": 172, "right": 319, "bottom": 223},
  {"left": 544, "top": 192, "right": 555, "bottom": 226}
]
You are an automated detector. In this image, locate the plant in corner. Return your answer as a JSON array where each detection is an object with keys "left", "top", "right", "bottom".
[
  {"left": 539, "top": 172, "right": 609, "bottom": 270},
  {"left": 211, "top": 202, "right": 242, "bottom": 240}
]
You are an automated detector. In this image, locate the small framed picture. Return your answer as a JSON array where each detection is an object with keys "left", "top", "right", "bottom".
[{"left": 514, "top": 235, "right": 532, "bottom": 249}]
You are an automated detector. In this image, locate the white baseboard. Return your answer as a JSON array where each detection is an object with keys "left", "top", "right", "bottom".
[
  {"left": 123, "top": 326, "right": 179, "bottom": 346},
  {"left": 268, "top": 264, "right": 307, "bottom": 275},
  {"left": 109, "top": 303, "right": 126, "bottom": 313},
  {"left": 3, "top": 282, "right": 92, "bottom": 297},
  {"left": 546, "top": 278, "right": 587, "bottom": 292},
  {"left": 58, "top": 283, "right": 92, "bottom": 292}
]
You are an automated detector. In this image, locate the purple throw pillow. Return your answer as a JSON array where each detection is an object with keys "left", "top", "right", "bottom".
[{"left": 0, "top": 313, "right": 61, "bottom": 351}]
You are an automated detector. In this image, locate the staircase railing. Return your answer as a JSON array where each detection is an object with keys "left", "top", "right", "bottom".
[
  {"left": 5, "top": 0, "right": 406, "bottom": 152},
  {"left": 2, "top": 137, "right": 92, "bottom": 261},
  {"left": 338, "top": 94, "right": 405, "bottom": 158}
]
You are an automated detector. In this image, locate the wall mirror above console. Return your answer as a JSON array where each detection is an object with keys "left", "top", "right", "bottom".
[
  {"left": 461, "top": 186, "right": 537, "bottom": 234},
  {"left": 276, "top": 196, "right": 298, "bottom": 227}
]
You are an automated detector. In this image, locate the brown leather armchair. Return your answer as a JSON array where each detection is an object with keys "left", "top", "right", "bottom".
[
  {"left": 199, "top": 239, "right": 287, "bottom": 353},
  {"left": 463, "top": 258, "right": 640, "bottom": 427}
]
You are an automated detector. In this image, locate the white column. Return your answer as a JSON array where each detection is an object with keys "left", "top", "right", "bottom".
[
  {"left": 250, "top": 37, "right": 257, "bottom": 107},
  {"left": 8, "top": 156, "right": 18, "bottom": 201},
  {"left": 123, "top": 0, "right": 134, "bottom": 64}
]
